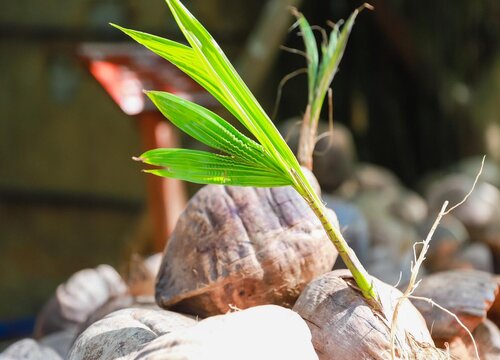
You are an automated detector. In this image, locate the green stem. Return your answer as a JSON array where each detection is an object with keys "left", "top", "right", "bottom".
[{"left": 292, "top": 168, "right": 382, "bottom": 311}]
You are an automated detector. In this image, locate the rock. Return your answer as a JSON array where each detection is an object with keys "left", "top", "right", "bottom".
[
  {"left": 133, "top": 305, "right": 318, "bottom": 360},
  {"left": 34, "top": 264, "right": 127, "bottom": 338},
  {"left": 411, "top": 270, "right": 499, "bottom": 344},
  {"left": 0, "top": 338, "right": 62, "bottom": 360},
  {"left": 156, "top": 184, "right": 338, "bottom": 317},
  {"left": 292, "top": 270, "right": 446, "bottom": 359},
  {"left": 67, "top": 308, "right": 197, "bottom": 360}
]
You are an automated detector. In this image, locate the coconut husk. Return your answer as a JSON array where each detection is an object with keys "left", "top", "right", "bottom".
[
  {"left": 123, "top": 253, "right": 162, "bottom": 297},
  {"left": 416, "top": 214, "right": 469, "bottom": 273},
  {"left": 389, "top": 190, "right": 428, "bottom": 226},
  {"left": 156, "top": 184, "right": 338, "bottom": 317},
  {"left": 75, "top": 294, "right": 159, "bottom": 337},
  {"left": 133, "top": 305, "right": 318, "bottom": 360},
  {"left": 453, "top": 242, "right": 494, "bottom": 273},
  {"left": 336, "top": 163, "right": 401, "bottom": 200},
  {"left": 455, "top": 156, "right": 500, "bottom": 189},
  {"left": 425, "top": 175, "right": 500, "bottom": 239},
  {"left": 487, "top": 276, "right": 500, "bottom": 327},
  {"left": 293, "top": 269, "right": 448, "bottom": 359},
  {"left": 449, "top": 319, "right": 500, "bottom": 360},
  {"left": 279, "top": 119, "right": 356, "bottom": 193},
  {"left": 34, "top": 264, "right": 128, "bottom": 338},
  {"left": 355, "top": 191, "right": 420, "bottom": 285},
  {"left": 411, "top": 269, "right": 499, "bottom": 345},
  {"left": 67, "top": 308, "right": 197, "bottom": 360},
  {"left": 0, "top": 338, "right": 62, "bottom": 360}
]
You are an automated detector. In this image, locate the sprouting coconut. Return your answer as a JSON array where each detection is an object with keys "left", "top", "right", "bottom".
[
  {"left": 112, "top": 2, "right": 438, "bottom": 358},
  {"left": 293, "top": 270, "right": 449, "bottom": 359},
  {"left": 114, "top": 0, "right": 379, "bottom": 319}
]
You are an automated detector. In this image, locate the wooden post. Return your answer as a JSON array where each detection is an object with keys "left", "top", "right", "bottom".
[{"left": 138, "top": 112, "right": 187, "bottom": 252}]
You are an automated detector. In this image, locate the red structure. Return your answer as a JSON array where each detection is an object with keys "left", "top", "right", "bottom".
[{"left": 79, "top": 43, "right": 218, "bottom": 252}]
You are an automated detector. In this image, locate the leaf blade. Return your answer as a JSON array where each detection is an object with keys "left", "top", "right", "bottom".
[
  {"left": 139, "top": 148, "right": 292, "bottom": 187},
  {"left": 293, "top": 12, "right": 319, "bottom": 103},
  {"left": 164, "top": 0, "right": 301, "bottom": 173},
  {"left": 111, "top": 24, "right": 237, "bottom": 117},
  {"left": 145, "top": 90, "right": 280, "bottom": 170}
]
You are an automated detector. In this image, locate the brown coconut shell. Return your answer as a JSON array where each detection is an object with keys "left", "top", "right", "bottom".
[
  {"left": 156, "top": 184, "right": 338, "bottom": 317},
  {"left": 67, "top": 308, "right": 197, "bottom": 360},
  {"left": 411, "top": 269, "right": 499, "bottom": 345},
  {"left": 133, "top": 305, "right": 319, "bottom": 360},
  {"left": 293, "top": 269, "right": 447, "bottom": 359},
  {"left": 487, "top": 276, "right": 500, "bottom": 327}
]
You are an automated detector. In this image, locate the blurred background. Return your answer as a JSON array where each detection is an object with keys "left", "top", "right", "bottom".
[{"left": 0, "top": 0, "right": 499, "bottom": 343}]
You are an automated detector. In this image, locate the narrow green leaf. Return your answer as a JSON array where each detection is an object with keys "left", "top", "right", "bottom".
[
  {"left": 164, "top": 0, "right": 300, "bottom": 173},
  {"left": 139, "top": 148, "right": 292, "bottom": 187},
  {"left": 111, "top": 24, "right": 237, "bottom": 118},
  {"left": 145, "top": 90, "right": 280, "bottom": 171},
  {"left": 313, "top": 9, "right": 361, "bottom": 118},
  {"left": 294, "top": 13, "right": 319, "bottom": 103}
]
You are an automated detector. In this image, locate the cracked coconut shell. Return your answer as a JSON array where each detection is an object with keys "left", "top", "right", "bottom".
[{"left": 156, "top": 183, "right": 338, "bottom": 317}]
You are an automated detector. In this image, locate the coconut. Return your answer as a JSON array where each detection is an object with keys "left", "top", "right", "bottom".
[
  {"left": 0, "top": 338, "right": 62, "bottom": 360},
  {"left": 292, "top": 269, "right": 448, "bottom": 359},
  {"left": 449, "top": 319, "right": 500, "bottom": 360},
  {"left": 155, "top": 182, "right": 338, "bottom": 317},
  {"left": 411, "top": 269, "right": 499, "bottom": 345},
  {"left": 279, "top": 119, "right": 356, "bottom": 192},
  {"left": 67, "top": 308, "right": 197, "bottom": 360},
  {"left": 133, "top": 305, "right": 318, "bottom": 360},
  {"left": 34, "top": 264, "right": 128, "bottom": 338}
]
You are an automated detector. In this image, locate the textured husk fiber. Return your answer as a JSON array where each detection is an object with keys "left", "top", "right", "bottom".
[
  {"left": 293, "top": 270, "right": 451, "bottom": 359},
  {"left": 156, "top": 184, "right": 338, "bottom": 317}
]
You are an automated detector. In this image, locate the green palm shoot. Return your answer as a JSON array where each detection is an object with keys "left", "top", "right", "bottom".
[
  {"left": 112, "top": 0, "right": 380, "bottom": 308},
  {"left": 291, "top": 4, "right": 373, "bottom": 170}
]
